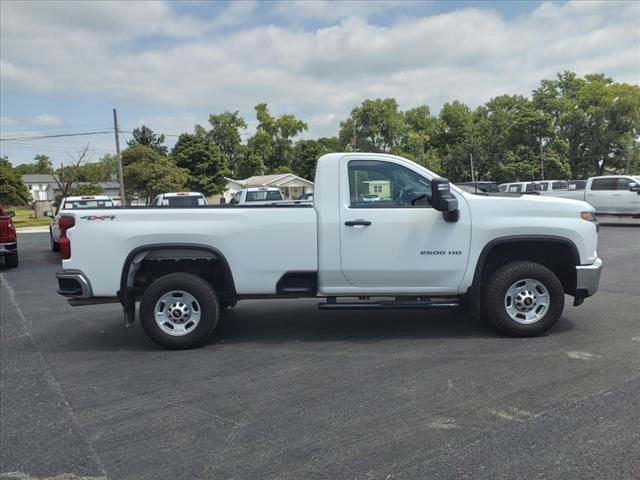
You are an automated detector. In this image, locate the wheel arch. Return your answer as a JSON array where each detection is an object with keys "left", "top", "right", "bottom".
[
  {"left": 118, "top": 243, "right": 237, "bottom": 324},
  {"left": 466, "top": 235, "right": 580, "bottom": 315}
]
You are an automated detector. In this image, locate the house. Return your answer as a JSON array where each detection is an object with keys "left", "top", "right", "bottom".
[
  {"left": 211, "top": 173, "right": 314, "bottom": 204},
  {"left": 21, "top": 174, "right": 56, "bottom": 201},
  {"left": 21, "top": 175, "right": 124, "bottom": 203}
]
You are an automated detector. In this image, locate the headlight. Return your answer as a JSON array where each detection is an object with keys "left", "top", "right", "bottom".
[{"left": 580, "top": 211, "right": 595, "bottom": 222}]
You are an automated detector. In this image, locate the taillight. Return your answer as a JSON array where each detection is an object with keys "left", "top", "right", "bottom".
[{"left": 59, "top": 215, "right": 75, "bottom": 259}]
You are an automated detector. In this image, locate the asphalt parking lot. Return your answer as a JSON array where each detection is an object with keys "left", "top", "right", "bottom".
[{"left": 1, "top": 225, "right": 639, "bottom": 480}]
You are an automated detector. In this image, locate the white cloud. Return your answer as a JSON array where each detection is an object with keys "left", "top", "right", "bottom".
[
  {"left": 1, "top": 1, "right": 638, "bottom": 137},
  {"left": 0, "top": 116, "right": 16, "bottom": 127},
  {"left": 31, "top": 114, "right": 62, "bottom": 127}
]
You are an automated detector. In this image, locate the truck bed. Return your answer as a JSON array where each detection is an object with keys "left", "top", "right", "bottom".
[{"left": 63, "top": 206, "right": 317, "bottom": 296}]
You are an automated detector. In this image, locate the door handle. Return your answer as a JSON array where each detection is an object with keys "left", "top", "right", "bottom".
[{"left": 345, "top": 219, "right": 372, "bottom": 227}]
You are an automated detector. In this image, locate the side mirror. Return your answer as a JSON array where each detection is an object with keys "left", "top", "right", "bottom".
[
  {"left": 630, "top": 183, "right": 640, "bottom": 194},
  {"left": 7, "top": 210, "right": 15, "bottom": 217},
  {"left": 44, "top": 210, "right": 54, "bottom": 217},
  {"left": 431, "top": 178, "right": 459, "bottom": 222}
]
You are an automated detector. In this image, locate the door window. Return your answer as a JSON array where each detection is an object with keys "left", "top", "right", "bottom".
[
  {"left": 552, "top": 181, "right": 568, "bottom": 190},
  {"left": 508, "top": 184, "right": 522, "bottom": 193},
  {"left": 229, "top": 192, "right": 241, "bottom": 204},
  {"left": 347, "top": 160, "right": 432, "bottom": 208},
  {"left": 615, "top": 178, "right": 634, "bottom": 190},
  {"left": 591, "top": 178, "right": 619, "bottom": 190}
]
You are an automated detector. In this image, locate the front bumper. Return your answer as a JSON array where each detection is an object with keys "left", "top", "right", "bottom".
[
  {"left": 0, "top": 241, "right": 17, "bottom": 256},
  {"left": 56, "top": 270, "right": 93, "bottom": 298},
  {"left": 575, "top": 257, "right": 603, "bottom": 297}
]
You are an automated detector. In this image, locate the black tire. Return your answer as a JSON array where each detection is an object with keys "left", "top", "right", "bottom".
[
  {"left": 4, "top": 251, "right": 18, "bottom": 268},
  {"left": 139, "top": 272, "right": 220, "bottom": 349},
  {"left": 51, "top": 234, "right": 60, "bottom": 252},
  {"left": 483, "top": 261, "right": 564, "bottom": 337}
]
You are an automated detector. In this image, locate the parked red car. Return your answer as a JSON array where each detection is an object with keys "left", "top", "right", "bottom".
[{"left": 0, "top": 205, "right": 18, "bottom": 268}]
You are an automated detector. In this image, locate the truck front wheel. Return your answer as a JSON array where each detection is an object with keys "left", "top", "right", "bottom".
[
  {"left": 140, "top": 272, "right": 220, "bottom": 349},
  {"left": 483, "top": 261, "right": 564, "bottom": 337}
]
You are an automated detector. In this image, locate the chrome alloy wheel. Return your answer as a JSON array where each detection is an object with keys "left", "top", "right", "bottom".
[
  {"left": 154, "top": 290, "right": 201, "bottom": 336},
  {"left": 504, "top": 278, "right": 550, "bottom": 324}
]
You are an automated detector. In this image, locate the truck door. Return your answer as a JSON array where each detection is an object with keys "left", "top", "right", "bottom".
[
  {"left": 612, "top": 177, "right": 640, "bottom": 214},
  {"left": 338, "top": 157, "right": 471, "bottom": 290},
  {"left": 587, "top": 178, "right": 616, "bottom": 213}
]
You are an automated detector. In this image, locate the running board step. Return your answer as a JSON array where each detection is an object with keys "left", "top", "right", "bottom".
[{"left": 318, "top": 299, "right": 460, "bottom": 311}]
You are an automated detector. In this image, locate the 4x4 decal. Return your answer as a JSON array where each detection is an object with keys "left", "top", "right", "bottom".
[{"left": 80, "top": 215, "right": 117, "bottom": 221}]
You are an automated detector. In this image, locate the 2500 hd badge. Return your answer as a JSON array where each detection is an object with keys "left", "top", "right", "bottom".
[{"left": 421, "top": 250, "right": 463, "bottom": 255}]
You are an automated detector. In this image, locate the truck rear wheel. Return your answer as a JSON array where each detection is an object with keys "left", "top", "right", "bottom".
[
  {"left": 51, "top": 233, "right": 60, "bottom": 252},
  {"left": 483, "top": 261, "right": 564, "bottom": 337},
  {"left": 140, "top": 272, "right": 220, "bottom": 349}
]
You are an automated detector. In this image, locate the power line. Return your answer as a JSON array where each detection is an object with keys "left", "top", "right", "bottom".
[{"left": 0, "top": 131, "right": 114, "bottom": 141}]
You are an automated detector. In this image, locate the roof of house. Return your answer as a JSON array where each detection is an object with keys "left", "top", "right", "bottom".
[
  {"left": 230, "top": 173, "right": 313, "bottom": 188},
  {"left": 22, "top": 174, "right": 59, "bottom": 183}
]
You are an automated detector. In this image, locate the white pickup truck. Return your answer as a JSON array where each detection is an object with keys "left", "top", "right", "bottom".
[
  {"left": 55, "top": 153, "right": 603, "bottom": 349},
  {"left": 541, "top": 175, "right": 640, "bottom": 217}
]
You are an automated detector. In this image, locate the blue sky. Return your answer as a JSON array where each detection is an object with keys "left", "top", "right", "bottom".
[{"left": 1, "top": 0, "right": 638, "bottom": 165}]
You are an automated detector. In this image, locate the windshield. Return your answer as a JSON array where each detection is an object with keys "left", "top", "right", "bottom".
[
  {"left": 63, "top": 199, "right": 113, "bottom": 209},
  {"left": 164, "top": 196, "right": 202, "bottom": 207}
]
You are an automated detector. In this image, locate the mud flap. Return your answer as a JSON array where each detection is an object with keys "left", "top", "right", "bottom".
[{"left": 118, "top": 288, "right": 136, "bottom": 327}]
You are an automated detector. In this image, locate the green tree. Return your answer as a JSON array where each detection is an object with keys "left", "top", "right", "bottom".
[
  {"left": 172, "top": 130, "right": 230, "bottom": 195},
  {"left": 0, "top": 157, "right": 32, "bottom": 206},
  {"left": 317, "top": 136, "right": 343, "bottom": 152},
  {"left": 291, "top": 139, "right": 325, "bottom": 180},
  {"left": 273, "top": 165, "right": 293, "bottom": 174},
  {"left": 122, "top": 146, "right": 188, "bottom": 204},
  {"left": 396, "top": 105, "right": 442, "bottom": 173},
  {"left": 252, "top": 103, "right": 308, "bottom": 172},
  {"left": 208, "top": 111, "right": 247, "bottom": 177},
  {"left": 435, "top": 101, "right": 486, "bottom": 182},
  {"left": 127, "top": 125, "right": 168, "bottom": 155},
  {"left": 339, "top": 98, "right": 405, "bottom": 152},
  {"left": 14, "top": 154, "right": 54, "bottom": 175},
  {"left": 533, "top": 71, "right": 640, "bottom": 177},
  {"left": 235, "top": 146, "right": 265, "bottom": 179}
]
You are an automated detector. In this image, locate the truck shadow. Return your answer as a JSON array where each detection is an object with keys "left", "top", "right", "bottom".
[
  {"left": 55, "top": 299, "right": 575, "bottom": 353},
  {"left": 209, "top": 299, "right": 575, "bottom": 346}
]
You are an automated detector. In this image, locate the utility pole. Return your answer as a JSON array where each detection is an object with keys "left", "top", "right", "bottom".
[
  {"left": 469, "top": 152, "right": 476, "bottom": 184},
  {"left": 350, "top": 118, "right": 357, "bottom": 151},
  {"left": 625, "top": 154, "right": 630, "bottom": 175},
  {"left": 113, "top": 108, "right": 125, "bottom": 205},
  {"left": 540, "top": 139, "right": 545, "bottom": 180}
]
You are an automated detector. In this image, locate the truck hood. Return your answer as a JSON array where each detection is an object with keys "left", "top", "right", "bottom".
[{"left": 462, "top": 191, "right": 594, "bottom": 216}]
